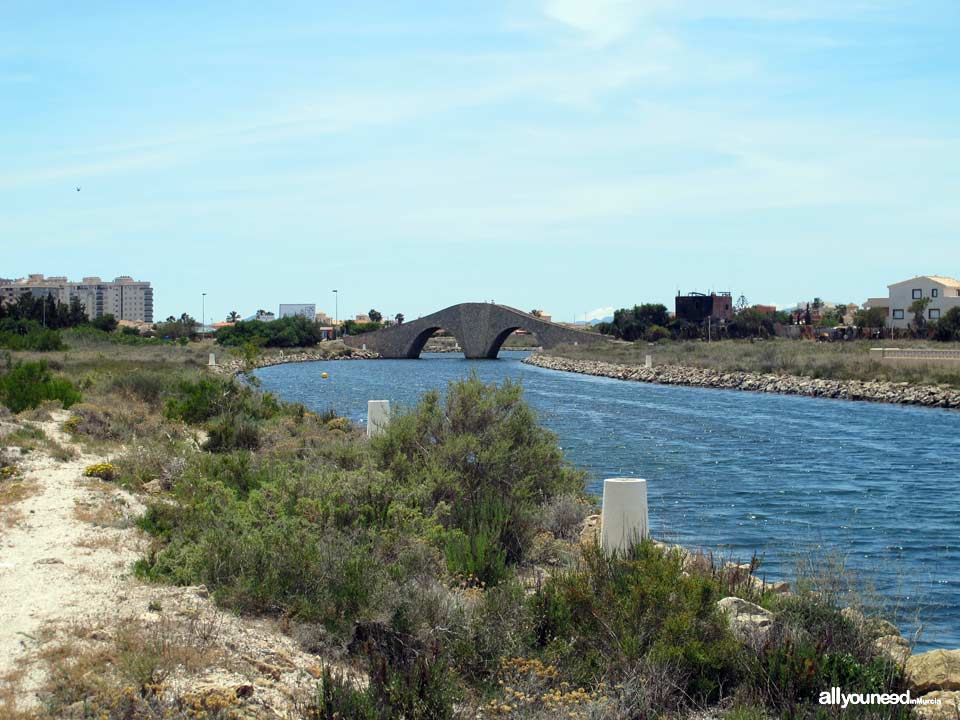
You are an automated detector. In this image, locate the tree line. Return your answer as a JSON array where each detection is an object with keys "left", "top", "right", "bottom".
[{"left": 595, "top": 300, "right": 960, "bottom": 342}]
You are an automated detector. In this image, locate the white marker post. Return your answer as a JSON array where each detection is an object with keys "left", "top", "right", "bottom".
[
  {"left": 208, "top": 353, "right": 216, "bottom": 366},
  {"left": 600, "top": 478, "right": 649, "bottom": 555},
  {"left": 367, "top": 400, "right": 391, "bottom": 438},
  {"left": 644, "top": 354, "right": 652, "bottom": 368}
]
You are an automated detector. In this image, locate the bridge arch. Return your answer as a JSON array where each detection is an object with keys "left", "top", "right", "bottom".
[
  {"left": 404, "top": 325, "right": 466, "bottom": 359},
  {"left": 343, "top": 302, "right": 605, "bottom": 359}
]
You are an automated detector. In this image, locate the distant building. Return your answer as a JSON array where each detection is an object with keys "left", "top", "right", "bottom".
[
  {"left": 675, "top": 291, "right": 733, "bottom": 324},
  {"left": 753, "top": 304, "right": 777, "bottom": 315},
  {"left": 279, "top": 303, "right": 316, "bottom": 320},
  {"left": 886, "top": 275, "right": 960, "bottom": 329},
  {"left": 355, "top": 313, "right": 371, "bottom": 323},
  {"left": 315, "top": 311, "right": 333, "bottom": 325},
  {"left": 0, "top": 274, "right": 153, "bottom": 323},
  {"left": 862, "top": 297, "right": 890, "bottom": 322},
  {"left": 251, "top": 310, "right": 275, "bottom": 322}
]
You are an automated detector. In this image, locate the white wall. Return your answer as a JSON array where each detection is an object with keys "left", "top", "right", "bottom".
[{"left": 888, "top": 278, "right": 960, "bottom": 329}]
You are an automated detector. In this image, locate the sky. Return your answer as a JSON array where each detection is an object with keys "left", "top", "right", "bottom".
[{"left": 2, "top": 1, "right": 958, "bottom": 324}]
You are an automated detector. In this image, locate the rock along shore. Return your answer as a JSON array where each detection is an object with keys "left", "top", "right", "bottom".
[
  {"left": 523, "top": 353, "right": 960, "bottom": 409},
  {"left": 209, "top": 348, "right": 379, "bottom": 375}
]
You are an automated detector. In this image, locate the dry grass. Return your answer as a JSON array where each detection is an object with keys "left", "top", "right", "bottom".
[
  {"left": 12, "top": 336, "right": 215, "bottom": 374},
  {"left": 72, "top": 492, "right": 134, "bottom": 530},
  {"left": 0, "top": 481, "right": 33, "bottom": 533},
  {"left": 550, "top": 337, "right": 960, "bottom": 388},
  {"left": 2, "top": 611, "right": 232, "bottom": 719},
  {"left": 1, "top": 424, "right": 78, "bottom": 462}
]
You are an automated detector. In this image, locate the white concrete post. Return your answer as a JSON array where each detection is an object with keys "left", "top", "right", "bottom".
[
  {"left": 644, "top": 354, "right": 652, "bottom": 368},
  {"left": 208, "top": 353, "right": 216, "bottom": 366},
  {"left": 600, "top": 478, "right": 649, "bottom": 555},
  {"left": 362, "top": 343, "right": 367, "bottom": 351},
  {"left": 367, "top": 400, "right": 391, "bottom": 438}
]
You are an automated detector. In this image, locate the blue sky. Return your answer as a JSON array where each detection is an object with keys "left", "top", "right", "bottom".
[{"left": 3, "top": 1, "right": 958, "bottom": 324}]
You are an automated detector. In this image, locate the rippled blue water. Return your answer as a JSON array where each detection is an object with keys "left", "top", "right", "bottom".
[{"left": 255, "top": 352, "right": 960, "bottom": 651}]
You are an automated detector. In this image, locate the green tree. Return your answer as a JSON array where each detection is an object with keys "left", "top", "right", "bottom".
[
  {"left": 529, "top": 309, "right": 543, "bottom": 317},
  {"left": 368, "top": 309, "right": 383, "bottom": 323},
  {"left": 599, "top": 304, "right": 670, "bottom": 341},
  {"left": 394, "top": 313, "right": 404, "bottom": 325},
  {"left": 933, "top": 307, "right": 960, "bottom": 341},
  {"left": 853, "top": 307, "right": 886, "bottom": 329},
  {"left": 91, "top": 314, "right": 118, "bottom": 332},
  {"left": 909, "top": 297, "right": 931, "bottom": 337},
  {"left": 226, "top": 311, "right": 240, "bottom": 322}
]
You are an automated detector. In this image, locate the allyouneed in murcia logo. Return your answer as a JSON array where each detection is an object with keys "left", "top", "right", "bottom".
[{"left": 819, "top": 688, "right": 942, "bottom": 708}]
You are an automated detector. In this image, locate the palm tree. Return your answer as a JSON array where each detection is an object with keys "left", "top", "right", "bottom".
[
  {"left": 226, "top": 311, "right": 240, "bottom": 322},
  {"left": 394, "top": 313, "right": 404, "bottom": 325}
]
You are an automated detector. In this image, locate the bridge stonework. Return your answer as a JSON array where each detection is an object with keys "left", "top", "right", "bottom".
[{"left": 343, "top": 303, "right": 606, "bottom": 359}]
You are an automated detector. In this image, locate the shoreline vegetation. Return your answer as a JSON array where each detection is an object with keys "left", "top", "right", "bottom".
[{"left": 1, "top": 338, "right": 959, "bottom": 718}]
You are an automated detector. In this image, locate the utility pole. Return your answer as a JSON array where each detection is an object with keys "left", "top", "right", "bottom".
[
  {"left": 333, "top": 289, "right": 338, "bottom": 338},
  {"left": 201, "top": 293, "right": 206, "bottom": 337}
]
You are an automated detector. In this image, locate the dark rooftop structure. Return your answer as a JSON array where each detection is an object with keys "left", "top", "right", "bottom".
[{"left": 675, "top": 291, "right": 734, "bottom": 324}]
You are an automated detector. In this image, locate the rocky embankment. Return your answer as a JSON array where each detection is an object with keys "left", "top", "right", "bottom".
[
  {"left": 209, "top": 348, "right": 379, "bottom": 375},
  {"left": 524, "top": 354, "right": 960, "bottom": 409}
]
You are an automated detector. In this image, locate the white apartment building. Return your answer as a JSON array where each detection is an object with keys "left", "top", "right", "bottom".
[
  {"left": 887, "top": 275, "right": 960, "bottom": 329},
  {"left": 0, "top": 274, "right": 154, "bottom": 323}
]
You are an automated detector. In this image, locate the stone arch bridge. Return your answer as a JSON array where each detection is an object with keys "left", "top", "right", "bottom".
[{"left": 343, "top": 303, "right": 606, "bottom": 359}]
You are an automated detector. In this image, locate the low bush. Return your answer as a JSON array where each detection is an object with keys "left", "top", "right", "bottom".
[
  {"left": 84, "top": 463, "right": 116, "bottom": 481},
  {"left": 373, "top": 374, "right": 585, "bottom": 576},
  {"left": 164, "top": 376, "right": 281, "bottom": 425},
  {"left": 204, "top": 414, "right": 261, "bottom": 452},
  {"left": 0, "top": 326, "right": 65, "bottom": 351},
  {"left": 530, "top": 540, "right": 744, "bottom": 707},
  {"left": 216, "top": 315, "right": 324, "bottom": 348},
  {"left": 310, "top": 644, "right": 457, "bottom": 720},
  {"left": 0, "top": 360, "right": 82, "bottom": 413},
  {"left": 63, "top": 324, "right": 161, "bottom": 347}
]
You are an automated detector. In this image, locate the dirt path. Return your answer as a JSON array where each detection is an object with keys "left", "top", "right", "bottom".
[
  {"left": 0, "top": 411, "right": 337, "bottom": 716},
  {"left": 0, "top": 411, "right": 138, "bottom": 681}
]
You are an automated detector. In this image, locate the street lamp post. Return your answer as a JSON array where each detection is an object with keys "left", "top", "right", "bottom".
[
  {"left": 333, "top": 289, "right": 338, "bottom": 338},
  {"left": 202, "top": 293, "right": 206, "bottom": 337}
]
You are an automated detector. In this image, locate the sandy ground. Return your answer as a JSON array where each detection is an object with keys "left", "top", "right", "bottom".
[{"left": 0, "top": 410, "right": 345, "bottom": 717}]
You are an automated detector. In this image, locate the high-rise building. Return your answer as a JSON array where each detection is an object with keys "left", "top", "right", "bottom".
[{"left": 0, "top": 274, "right": 154, "bottom": 323}]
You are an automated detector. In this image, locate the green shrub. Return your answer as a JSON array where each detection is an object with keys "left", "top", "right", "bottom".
[
  {"left": 311, "top": 645, "right": 457, "bottom": 720},
  {"left": 531, "top": 540, "right": 743, "bottom": 706},
  {"left": 0, "top": 327, "right": 65, "bottom": 351},
  {"left": 63, "top": 325, "right": 160, "bottom": 346},
  {"left": 203, "top": 414, "right": 261, "bottom": 452},
  {"left": 373, "top": 374, "right": 585, "bottom": 570},
  {"left": 164, "top": 376, "right": 281, "bottom": 425},
  {"left": 0, "top": 360, "right": 82, "bottom": 412},
  {"left": 216, "top": 315, "right": 324, "bottom": 348},
  {"left": 443, "top": 495, "right": 510, "bottom": 586}
]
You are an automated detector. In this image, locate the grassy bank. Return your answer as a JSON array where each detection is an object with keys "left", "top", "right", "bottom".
[
  {"left": 549, "top": 338, "right": 960, "bottom": 389},
  {"left": 0, "top": 337, "right": 920, "bottom": 718}
]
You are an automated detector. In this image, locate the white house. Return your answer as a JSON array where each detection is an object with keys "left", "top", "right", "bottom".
[{"left": 887, "top": 275, "right": 960, "bottom": 329}]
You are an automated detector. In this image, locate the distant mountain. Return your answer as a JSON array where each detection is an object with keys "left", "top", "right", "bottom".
[{"left": 573, "top": 316, "right": 611, "bottom": 326}]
